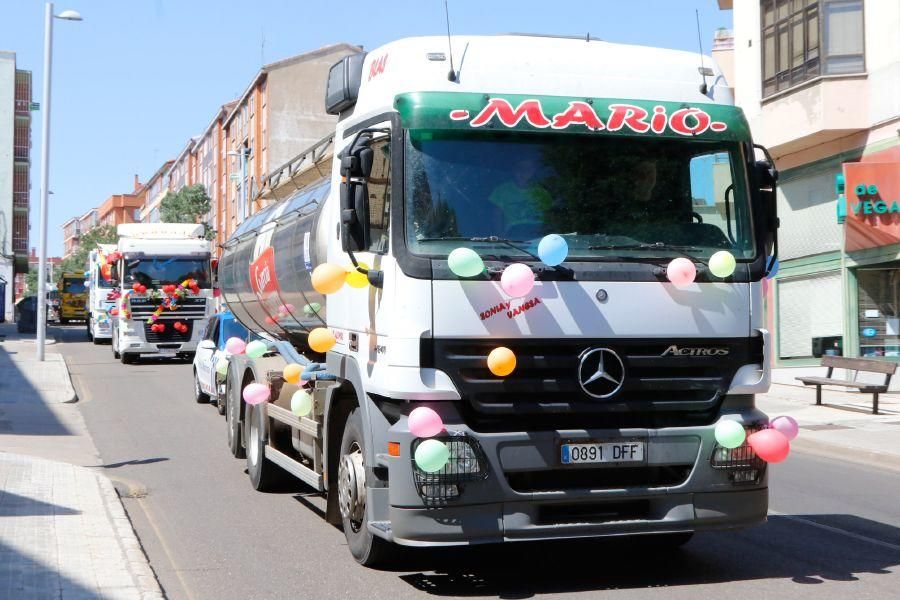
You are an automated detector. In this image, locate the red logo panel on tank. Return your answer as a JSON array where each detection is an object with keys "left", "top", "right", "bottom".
[{"left": 249, "top": 247, "right": 286, "bottom": 326}]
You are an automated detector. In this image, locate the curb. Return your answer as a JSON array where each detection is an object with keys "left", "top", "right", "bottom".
[
  {"left": 97, "top": 473, "right": 165, "bottom": 599},
  {"left": 58, "top": 351, "right": 78, "bottom": 403},
  {"left": 792, "top": 436, "right": 900, "bottom": 474}
]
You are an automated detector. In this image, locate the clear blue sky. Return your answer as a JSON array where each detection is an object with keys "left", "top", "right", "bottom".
[{"left": 1, "top": 0, "right": 731, "bottom": 257}]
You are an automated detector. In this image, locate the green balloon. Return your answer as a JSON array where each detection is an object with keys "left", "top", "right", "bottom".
[
  {"left": 709, "top": 251, "right": 736, "bottom": 278},
  {"left": 215, "top": 359, "right": 228, "bottom": 375},
  {"left": 414, "top": 439, "right": 450, "bottom": 473},
  {"left": 303, "top": 302, "right": 322, "bottom": 316},
  {"left": 245, "top": 340, "right": 267, "bottom": 359},
  {"left": 290, "top": 390, "right": 313, "bottom": 417},
  {"left": 714, "top": 420, "right": 746, "bottom": 449},
  {"left": 447, "top": 247, "right": 485, "bottom": 278}
]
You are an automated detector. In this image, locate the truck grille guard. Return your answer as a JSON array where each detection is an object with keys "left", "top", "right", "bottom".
[{"left": 422, "top": 336, "right": 763, "bottom": 431}]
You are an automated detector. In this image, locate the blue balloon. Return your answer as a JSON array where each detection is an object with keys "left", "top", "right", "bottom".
[
  {"left": 538, "top": 234, "right": 568, "bottom": 266},
  {"left": 766, "top": 257, "right": 779, "bottom": 279}
]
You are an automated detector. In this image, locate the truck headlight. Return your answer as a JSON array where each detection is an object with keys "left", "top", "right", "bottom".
[
  {"left": 411, "top": 435, "right": 488, "bottom": 503},
  {"left": 709, "top": 424, "right": 766, "bottom": 485}
]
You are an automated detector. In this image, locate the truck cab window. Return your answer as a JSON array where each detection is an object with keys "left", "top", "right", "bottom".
[{"left": 366, "top": 139, "right": 390, "bottom": 253}]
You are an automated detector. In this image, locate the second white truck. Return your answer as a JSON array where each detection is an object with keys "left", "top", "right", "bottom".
[{"left": 110, "top": 223, "right": 214, "bottom": 364}]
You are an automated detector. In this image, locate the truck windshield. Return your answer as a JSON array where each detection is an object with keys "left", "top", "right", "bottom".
[
  {"left": 62, "top": 279, "right": 86, "bottom": 294},
  {"left": 404, "top": 132, "right": 754, "bottom": 260},
  {"left": 124, "top": 258, "right": 211, "bottom": 288},
  {"left": 94, "top": 266, "right": 115, "bottom": 288}
]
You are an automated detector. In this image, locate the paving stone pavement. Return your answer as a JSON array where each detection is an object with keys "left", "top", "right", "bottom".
[{"left": 0, "top": 453, "right": 163, "bottom": 599}]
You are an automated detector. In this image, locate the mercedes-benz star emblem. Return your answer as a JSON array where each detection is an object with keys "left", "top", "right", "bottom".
[{"left": 578, "top": 348, "right": 625, "bottom": 399}]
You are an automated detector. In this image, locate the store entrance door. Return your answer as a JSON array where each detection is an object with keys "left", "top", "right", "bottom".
[{"left": 856, "top": 265, "right": 900, "bottom": 358}]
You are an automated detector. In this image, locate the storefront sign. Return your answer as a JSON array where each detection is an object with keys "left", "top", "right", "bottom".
[{"left": 842, "top": 162, "right": 900, "bottom": 252}]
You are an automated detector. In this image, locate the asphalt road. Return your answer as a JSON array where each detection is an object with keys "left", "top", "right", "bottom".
[{"left": 55, "top": 325, "right": 900, "bottom": 600}]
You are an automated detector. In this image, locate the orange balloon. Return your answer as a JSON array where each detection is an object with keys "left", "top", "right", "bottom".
[
  {"left": 308, "top": 328, "right": 336, "bottom": 353},
  {"left": 312, "top": 263, "right": 347, "bottom": 295},
  {"left": 283, "top": 363, "right": 304, "bottom": 384},
  {"left": 487, "top": 347, "right": 516, "bottom": 377}
]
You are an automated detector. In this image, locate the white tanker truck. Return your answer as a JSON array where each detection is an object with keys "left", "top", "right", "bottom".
[{"left": 217, "top": 35, "right": 779, "bottom": 566}]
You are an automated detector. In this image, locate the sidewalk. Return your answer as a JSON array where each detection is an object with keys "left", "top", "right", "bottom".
[
  {"left": 757, "top": 382, "right": 900, "bottom": 471},
  {"left": 0, "top": 323, "right": 163, "bottom": 599}
]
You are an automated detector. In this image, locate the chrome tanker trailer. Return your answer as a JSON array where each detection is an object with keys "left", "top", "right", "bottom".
[{"left": 217, "top": 34, "right": 779, "bottom": 567}]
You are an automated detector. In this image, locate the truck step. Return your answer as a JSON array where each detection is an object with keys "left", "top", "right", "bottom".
[
  {"left": 266, "top": 404, "right": 321, "bottom": 438},
  {"left": 264, "top": 446, "right": 324, "bottom": 491}
]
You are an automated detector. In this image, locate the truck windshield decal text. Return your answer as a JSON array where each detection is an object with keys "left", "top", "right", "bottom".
[{"left": 451, "top": 98, "right": 728, "bottom": 136}]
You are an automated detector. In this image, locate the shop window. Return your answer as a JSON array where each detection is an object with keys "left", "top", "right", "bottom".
[
  {"left": 778, "top": 271, "right": 843, "bottom": 359},
  {"left": 761, "top": 0, "right": 864, "bottom": 98},
  {"left": 857, "top": 268, "right": 900, "bottom": 358}
]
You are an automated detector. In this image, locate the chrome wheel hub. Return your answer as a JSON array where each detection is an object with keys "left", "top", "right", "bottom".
[{"left": 338, "top": 442, "right": 366, "bottom": 531}]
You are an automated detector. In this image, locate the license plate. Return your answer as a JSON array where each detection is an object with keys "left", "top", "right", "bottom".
[
  {"left": 158, "top": 347, "right": 178, "bottom": 355},
  {"left": 561, "top": 441, "right": 645, "bottom": 465}
]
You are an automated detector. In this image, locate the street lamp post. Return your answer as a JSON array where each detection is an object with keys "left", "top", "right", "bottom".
[{"left": 35, "top": 3, "right": 81, "bottom": 360}]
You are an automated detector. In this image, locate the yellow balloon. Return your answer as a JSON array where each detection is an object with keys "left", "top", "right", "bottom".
[
  {"left": 346, "top": 262, "right": 371, "bottom": 289},
  {"left": 312, "top": 263, "right": 347, "bottom": 295},
  {"left": 487, "top": 347, "right": 516, "bottom": 377},
  {"left": 308, "top": 327, "right": 336, "bottom": 353},
  {"left": 283, "top": 363, "right": 304, "bottom": 384}
]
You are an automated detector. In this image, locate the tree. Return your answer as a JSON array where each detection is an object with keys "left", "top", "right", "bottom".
[
  {"left": 160, "top": 184, "right": 215, "bottom": 240},
  {"left": 24, "top": 266, "right": 39, "bottom": 295},
  {"left": 57, "top": 224, "right": 118, "bottom": 276}
]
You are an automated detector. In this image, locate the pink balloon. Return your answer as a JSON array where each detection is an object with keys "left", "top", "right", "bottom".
[
  {"left": 500, "top": 263, "right": 535, "bottom": 298},
  {"left": 242, "top": 383, "right": 270, "bottom": 405},
  {"left": 666, "top": 258, "right": 696, "bottom": 285},
  {"left": 770, "top": 415, "right": 799, "bottom": 441},
  {"left": 747, "top": 429, "right": 790, "bottom": 463},
  {"left": 225, "top": 337, "right": 247, "bottom": 355},
  {"left": 278, "top": 304, "right": 295, "bottom": 314},
  {"left": 408, "top": 406, "right": 444, "bottom": 438}
]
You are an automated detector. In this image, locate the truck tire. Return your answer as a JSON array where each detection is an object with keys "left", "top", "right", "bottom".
[
  {"left": 226, "top": 378, "right": 245, "bottom": 458},
  {"left": 193, "top": 369, "right": 210, "bottom": 403},
  {"left": 339, "top": 408, "right": 397, "bottom": 567},
  {"left": 86, "top": 319, "right": 93, "bottom": 341},
  {"left": 245, "top": 402, "right": 288, "bottom": 491},
  {"left": 112, "top": 334, "right": 120, "bottom": 359},
  {"left": 121, "top": 351, "right": 136, "bottom": 365},
  {"left": 60, "top": 317, "right": 68, "bottom": 325}
]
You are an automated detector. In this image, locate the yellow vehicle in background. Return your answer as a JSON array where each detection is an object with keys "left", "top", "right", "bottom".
[{"left": 58, "top": 272, "right": 88, "bottom": 324}]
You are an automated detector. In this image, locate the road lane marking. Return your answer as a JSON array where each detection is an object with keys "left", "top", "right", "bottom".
[{"left": 769, "top": 510, "right": 900, "bottom": 552}]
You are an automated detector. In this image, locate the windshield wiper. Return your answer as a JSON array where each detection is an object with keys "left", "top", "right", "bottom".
[
  {"left": 417, "top": 236, "right": 573, "bottom": 275},
  {"left": 587, "top": 241, "right": 706, "bottom": 264}
]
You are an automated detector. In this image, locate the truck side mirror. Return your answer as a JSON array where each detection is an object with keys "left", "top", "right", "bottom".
[
  {"left": 755, "top": 159, "right": 779, "bottom": 252},
  {"left": 339, "top": 131, "right": 382, "bottom": 253},
  {"left": 340, "top": 182, "right": 371, "bottom": 252}
]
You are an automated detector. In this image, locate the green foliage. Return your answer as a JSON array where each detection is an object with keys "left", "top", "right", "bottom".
[
  {"left": 160, "top": 184, "right": 216, "bottom": 240},
  {"left": 24, "top": 267, "right": 39, "bottom": 295},
  {"left": 58, "top": 224, "right": 118, "bottom": 275}
]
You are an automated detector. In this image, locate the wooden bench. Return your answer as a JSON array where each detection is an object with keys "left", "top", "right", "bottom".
[{"left": 796, "top": 355, "right": 896, "bottom": 414}]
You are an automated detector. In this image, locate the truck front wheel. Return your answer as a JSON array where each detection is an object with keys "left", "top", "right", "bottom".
[
  {"left": 339, "top": 408, "right": 396, "bottom": 566},
  {"left": 245, "top": 402, "right": 287, "bottom": 491},
  {"left": 226, "top": 378, "right": 245, "bottom": 458}
]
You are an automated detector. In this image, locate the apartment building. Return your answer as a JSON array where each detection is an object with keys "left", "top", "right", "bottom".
[
  {"left": 0, "top": 51, "right": 31, "bottom": 321},
  {"left": 220, "top": 43, "right": 361, "bottom": 246},
  {"left": 721, "top": 0, "right": 900, "bottom": 373},
  {"left": 62, "top": 208, "right": 98, "bottom": 258},
  {"left": 194, "top": 101, "right": 236, "bottom": 253},
  {"left": 138, "top": 160, "right": 175, "bottom": 223},
  {"left": 97, "top": 191, "right": 143, "bottom": 228}
]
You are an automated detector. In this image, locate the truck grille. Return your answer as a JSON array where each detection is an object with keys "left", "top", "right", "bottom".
[
  {"left": 128, "top": 297, "right": 207, "bottom": 320},
  {"left": 143, "top": 320, "right": 194, "bottom": 343},
  {"left": 422, "top": 337, "right": 762, "bottom": 430}
]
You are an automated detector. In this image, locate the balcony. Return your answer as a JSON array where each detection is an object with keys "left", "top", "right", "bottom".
[{"left": 759, "top": 75, "right": 869, "bottom": 156}]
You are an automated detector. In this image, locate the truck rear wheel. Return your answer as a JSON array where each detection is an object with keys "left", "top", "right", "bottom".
[
  {"left": 121, "top": 351, "right": 136, "bottom": 365},
  {"left": 339, "top": 408, "right": 397, "bottom": 567},
  {"left": 245, "top": 402, "right": 288, "bottom": 491},
  {"left": 86, "top": 319, "right": 93, "bottom": 341}
]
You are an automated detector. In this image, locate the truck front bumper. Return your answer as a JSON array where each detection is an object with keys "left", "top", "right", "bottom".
[
  {"left": 118, "top": 333, "right": 198, "bottom": 354},
  {"left": 374, "top": 408, "right": 769, "bottom": 547}
]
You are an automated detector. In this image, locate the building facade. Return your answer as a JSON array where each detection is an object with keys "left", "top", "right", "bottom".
[
  {"left": 138, "top": 160, "right": 174, "bottom": 223},
  {"left": 219, "top": 43, "right": 361, "bottom": 248},
  {"left": 0, "top": 51, "right": 31, "bottom": 321},
  {"left": 722, "top": 0, "right": 900, "bottom": 382}
]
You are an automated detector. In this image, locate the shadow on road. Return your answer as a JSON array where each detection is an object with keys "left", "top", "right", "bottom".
[{"left": 389, "top": 515, "right": 900, "bottom": 596}]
